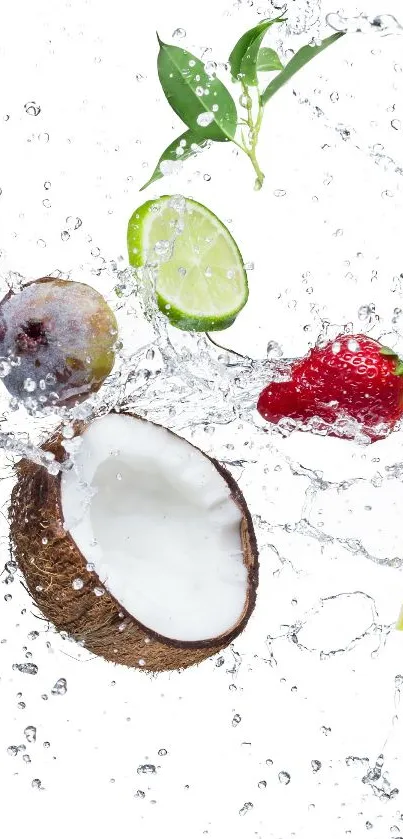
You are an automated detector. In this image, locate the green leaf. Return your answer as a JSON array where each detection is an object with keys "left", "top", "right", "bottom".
[
  {"left": 229, "top": 16, "right": 286, "bottom": 84},
  {"left": 257, "top": 47, "right": 284, "bottom": 72},
  {"left": 393, "top": 362, "right": 403, "bottom": 377},
  {"left": 380, "top": 346, "right": 398, "bottom": 357},
  {"left": 260, "top": 32, "right": 344, "bottom": 107},
  {"left": 139, "top": 130, "right": 208, "bottom": 191},
  {"left": 157, "top": 37, "right": 237, "bottom": 142},
  {"left": 240, "top": 20, "right": 286, "bottom": 86}
]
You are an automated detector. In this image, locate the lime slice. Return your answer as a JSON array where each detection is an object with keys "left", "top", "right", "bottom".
[{"left": 127, "top": 195, "right": 248, "bottom": 331}]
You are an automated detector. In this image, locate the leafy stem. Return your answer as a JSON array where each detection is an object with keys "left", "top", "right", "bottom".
[
  {"left": 140, "top": 20, "right": 345, "bottom": 192},
  {"left": 238, "top": 82, "right": 265, "bottom": 189}
]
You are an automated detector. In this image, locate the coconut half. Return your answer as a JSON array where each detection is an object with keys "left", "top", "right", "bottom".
[{"left": 10, "top": 413, "right": 258, "bottom": 671}]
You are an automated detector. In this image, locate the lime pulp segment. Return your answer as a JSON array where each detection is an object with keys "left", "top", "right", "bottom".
[{"left": 127, "top": 196, "right": 248, "bottom": 331}]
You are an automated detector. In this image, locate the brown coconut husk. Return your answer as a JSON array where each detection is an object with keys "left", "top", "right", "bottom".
[{"left": 9, "top": 416, "right": 258, "bottom": 672}]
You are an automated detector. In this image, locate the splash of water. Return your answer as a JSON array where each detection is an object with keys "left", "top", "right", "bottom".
[{"left": 326, "top": 12, "right": 403, "bottom": 36}]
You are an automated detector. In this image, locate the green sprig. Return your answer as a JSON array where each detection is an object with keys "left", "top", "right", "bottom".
[{"left": 140, "top": 19, "right": 345, "bottom": 191}]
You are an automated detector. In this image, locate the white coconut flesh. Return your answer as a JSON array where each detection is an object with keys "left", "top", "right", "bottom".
[{"left": 61, "top": 414, "right": 249, "bottom": 643}]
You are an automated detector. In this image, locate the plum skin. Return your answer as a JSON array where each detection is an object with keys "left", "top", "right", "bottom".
[{"left": 0, "top": 277, "right": 118, "bottom": 408}]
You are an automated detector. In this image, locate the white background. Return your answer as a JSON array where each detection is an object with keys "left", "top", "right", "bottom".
[{"left": 1, "top": 1, "right": 403, "bottom": 837}]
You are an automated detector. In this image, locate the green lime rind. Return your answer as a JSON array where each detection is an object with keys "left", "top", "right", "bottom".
[
  {"left": 127, "top": 197, "right": 158, "bottom": 269},
  {"left": 127, "top": 196, "right": 248, "bottom": 333},
  {"left": 155, "top": 293, "right": 238, "bottom": 332}
]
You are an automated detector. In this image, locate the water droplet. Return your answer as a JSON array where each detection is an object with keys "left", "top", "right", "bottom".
[
  {"left": 197, "top": 112, "right": 214, "bottom": 128},
  {"left": 24, "top": 102, "right": 41, "bottom": 117},
  {"left": 31, "top": 779, "right": 43, "bottom": 789},
  {"left": 266, "top": 340, "right": 283, "bottom": 359},
  {"left": 66, "top": 216, "right": 82, "bottom": 230},
  {"left": 158, "top": 748, "right": 167, "bottom": 756},
  {"left": 232, "top": 713, "right": 241, "bottom": 726},
  {"left": 7, "top": 746, "right": 18, "bottom": 756},
  {"left": 37, "top": 239, "right": 46, "bottom": 248},
  {"left": 358, "top": 305, "right": 372, "bottom": 320},
  {"left": 137, "top": 764, "right": 156, "bottom": 775},
  {"left": 12, "top": 663, "right": 38, "bottom": 675},
  {"left": 172, "top": 27, "right": 186, "bottom": 39},
  {"left": 278, "top": 771, "right": 291, "bottom": 784},
  {"left": 51, "top": 678, "right": 67, "bottom": 696},
  {"left": 274, "top": 189, "right": 286, "bottom": 197},
  {"left": 311, "top": 760, "right": 322, "bottom": 772},
  {"left": 154, "top": 240, "right": 172, "bottom": 260},
  {"left": 258, "top": 780, "right": 267, "bottom": 789},
  {"left": 61, "top": 230, "right": 70, "bottom": 241},
  {"left": 5, "top": 561, "right": 17, "bottom": 575},
  {"left": 239, "top": 802, "right": 253, "bottom": 816},
  {"left": 24, "top": 726, "right": 37, "bottom": 743},
  {"left": 330, "top": 91, "right": 339, "bottom": 102},
  {"left": 391, "top": 119, "right": 401, "bottom": 130},
  {"left": 72, "top": 578, "right": 84, "bottom": 591},
  {"left": 134, "top": 790, "right": 145, "bottom": 798},
  {"left": 93, "top": 587, "right": 104, "bottom": 597},
  {"left": 47, "top": 462, "right": 60, "bottom": 476},
  {"left": 204, "top": 61, "right": 217, "bottom": 77},
  {"left": 23, "top": 378, "right": 36, "bottom": 393},
  {"left": 0, "top": 360, "right": 11, "bottom": 378},
  {"left": 43, "top": 741, "right": 50, "bottom": 749}
]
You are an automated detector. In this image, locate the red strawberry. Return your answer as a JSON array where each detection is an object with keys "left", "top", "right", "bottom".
[{"left": 257, "top": 334, "right": 403, "bottom": 441}]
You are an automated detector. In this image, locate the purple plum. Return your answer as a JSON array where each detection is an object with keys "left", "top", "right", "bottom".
[{"left": 0, "top": 277, "right": 118, "bottom": 408}]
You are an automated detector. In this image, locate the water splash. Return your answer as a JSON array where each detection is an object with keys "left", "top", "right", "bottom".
[
  {"left": 362, "top": 753, "right": 399, "bottom": 800},
  {"left": 326, "top": 12, "right": 403, "bottom": 36}
]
